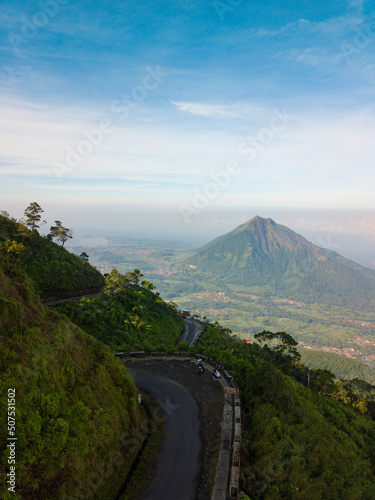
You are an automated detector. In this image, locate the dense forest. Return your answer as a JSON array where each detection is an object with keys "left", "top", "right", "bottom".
[
  {"left": 0, "top": 240, "right": 145, "bottom": 498},
  {"left": 300, "top": 349, "right": 375, "bottom": 385},
  {"left": 195, "top": 323, "right": 375, "bottom": 499}
]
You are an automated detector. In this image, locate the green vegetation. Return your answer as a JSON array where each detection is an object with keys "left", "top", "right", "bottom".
[
  {"left": 2, "top": 205, "right": 375, "bottom": 498},
  {"left": 195, "top": 323, "right": 375, "bottom": 498},
  {"left": 300, "top": 349, "right": 375, "bottom": 385},
  {"left": 183, "top": 216, "right": 375, "bottom": 310},
  {"left": 81, "top": 237, "right": 375, "bottom": 375},
  {"left": 0, "top": 212, "right": 104, "bottom": 299},
  {"left": 49, "top": 220, "right": 73, "bottom": 247},
  {"left": 0, "top": 240, "right": 143, "bottom": 499},
  {"left": 56, "top": 270, "right": 184, "bottom": 350}
]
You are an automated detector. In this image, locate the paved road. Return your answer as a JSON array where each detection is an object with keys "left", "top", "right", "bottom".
[
  {"left": 181, "top": 318, "right": 204, "bottom": 346},
  {"left": 43, "top": 292, "right": 104, "bottom": 306},
  {"left": 130, "top": 369, "right": 203, "bottom": 500}
]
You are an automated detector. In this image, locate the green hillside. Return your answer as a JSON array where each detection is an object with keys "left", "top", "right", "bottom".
[
  {"left": 300, "top": 349, "right": 375, "bottom": 385},
  {"left": 184, "top": 216, "right": 375, "bottom": 309},
  {"left": 0, "top": 227, "right": 146, "bottom": 499},
  {"left": 2, "top": 207, "right": 375, "bottom": 499},
  {"left": 0, "top": 214, "right": 104, "bottom": 300},
  {"left": 195, "top": 324, "right": 375, "bottom": 498},
  {"left": 56, "top": 272, "right": 185, "bottom": 350}
]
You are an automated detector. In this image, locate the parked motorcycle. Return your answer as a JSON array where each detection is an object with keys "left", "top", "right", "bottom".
[{"left": 197, "top": 359, "right": 204, "bottom": 374}]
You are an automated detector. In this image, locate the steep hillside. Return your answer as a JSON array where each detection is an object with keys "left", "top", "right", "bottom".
[
  {"left": 195, "top": 323, "right": 375, "bottom": 498},
  {"left": 185, "top": 216, "right": 375, "bottom": 309},
  {"left": 300, "top": 349, "right": 375, "bottom": 385},
  {"left": 0, "top": 241, "right": 144, "bottom": 498},
  {"left": 56, "top": 278, "right": 185, "bottom": 350},
  {"left": 0, "top": 214, "right": 104, "bottom": 300}
]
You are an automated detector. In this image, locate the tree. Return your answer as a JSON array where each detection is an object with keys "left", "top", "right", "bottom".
[
  {"left": 141, "top": 279, "right": 156, "bottom": 290},
  {"left": 254, "top": 331, "right": 301, "bottom": 361},
  {"left": 104, "top": 269, "right": 131, "bottom": 296},
  {"left": 0, "top": 238, "right": 25, "bottom": 257},
  {"left": 0, "top": 211, "right": 16, "bottom": 221},
  {"left": 24, "top": 202, "right": 46, "bottom": 231},
  {"left": 125, "top": 269, "right": 143, "bottom": 286},
  {"left": 310, "top": 369, "right": 336, "bottom": 395},
  {"left": 79, "top": 252, "right": 89, "bottom": 262},
  {"left": 49, "top": 221, "right": 73, "bottom": 247}
]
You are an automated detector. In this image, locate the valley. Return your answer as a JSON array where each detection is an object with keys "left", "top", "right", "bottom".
[
  {"left": 75, "top": 237, "right": 375, "bottom": 370},
  {"left": 2, "top": 212, "right": 375, "bottom": 498}
]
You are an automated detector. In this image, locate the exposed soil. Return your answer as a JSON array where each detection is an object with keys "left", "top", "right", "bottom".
[{"left": 124, "top": 359, "right": 224, "bottom": 500}]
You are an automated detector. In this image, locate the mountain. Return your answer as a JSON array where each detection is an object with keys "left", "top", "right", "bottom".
[{"left": 185, "top": 216, "right": 375, "bottom": 309}]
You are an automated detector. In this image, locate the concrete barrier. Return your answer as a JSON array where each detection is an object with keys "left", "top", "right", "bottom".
[
  {"left": 232, "top": 442, "right": 241, "bottom": 467},
  {"left": 234, "top": 422, "right": 242, "bottom": 443},
  {"left": 234, "top": 406, "right": 241, "bottom": 424},
  {"left": 229, "top": 466, "right": 240, "bottom": 497}
]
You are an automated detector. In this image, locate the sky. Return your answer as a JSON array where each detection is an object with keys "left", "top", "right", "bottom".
[{"left": 1, "top": 0, "right": 375, "bottom": 266}]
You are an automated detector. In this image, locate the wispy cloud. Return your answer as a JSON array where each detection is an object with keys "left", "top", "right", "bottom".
[
  {"left": 286, "top": 214, "right": 375, "bottom": 240},
  {"left": 251, "top": 14, "right": 364, "bottom": 39},
  {"left": 171, "top": 101, "right": 276, "bottom": 120}
]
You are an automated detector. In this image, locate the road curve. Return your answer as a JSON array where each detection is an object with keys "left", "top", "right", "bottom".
[
  {"left": 130, "top": 369, "right": 203, "bottom": 500},
  {"left": 181, "top": 318, "right": 204, "bottom": 346}
]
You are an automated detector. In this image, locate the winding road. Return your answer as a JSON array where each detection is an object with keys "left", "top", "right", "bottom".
[
  {"left": 181, "top": 318, "right": 204, "bottom": 346},
  {"left": 130, "top": 369, "right": 203, "bottom": 500},
  {"left": 46, "top": 294, "right": 206, "bottom": 497}
]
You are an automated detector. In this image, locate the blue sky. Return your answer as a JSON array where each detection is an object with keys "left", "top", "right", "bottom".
[{"left": 1, "top": 0, "right": 375, "bottom": 263}]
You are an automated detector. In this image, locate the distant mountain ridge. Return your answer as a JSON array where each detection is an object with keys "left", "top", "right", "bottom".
[{"left": 186, "top": 216, "right": 375, "bottom": 309}]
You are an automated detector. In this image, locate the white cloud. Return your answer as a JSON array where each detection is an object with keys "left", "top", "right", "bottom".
[
  {"left": 171, "top": 101, "right": 268, "bottom": 120},
  {"left": 1, "top": 96, "right": 375, "bottom": 214},
  {"left": 285, "top": 214, "right": 375, "bottom": 240},
  {"left": 252, "top": 14, "right": 364, "bottom": 39}
]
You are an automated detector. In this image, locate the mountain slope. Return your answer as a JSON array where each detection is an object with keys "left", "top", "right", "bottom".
[
  {"left": 196, "top": 322, "right": 375, "bottom": 498},
  {"left": 186, "top": 216, "right": 375, "bottom": 308},
  {"left": 0, "top": 231, "right": 145, "bottom": 499},
  {"left": 56, "top": 284, "right": 185, "bottom": 350},
  {"left": 0, "top": 215, "right": 104, "bottom": 300}
]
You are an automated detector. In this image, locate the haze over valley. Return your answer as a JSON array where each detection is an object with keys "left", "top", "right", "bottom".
[{"left": 71, "top": 216, "right": 375, "bottom": 374}]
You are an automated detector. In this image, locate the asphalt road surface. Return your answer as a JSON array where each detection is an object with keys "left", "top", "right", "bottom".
[
  {"left": 181, "top": 318, "right": 204, "bottom": 346},
  {"left": 130, "top": 369, "right": 203, "bottom": 500},
  {"left": 43, "top": 292, "right": 103, "bottom": 306}
]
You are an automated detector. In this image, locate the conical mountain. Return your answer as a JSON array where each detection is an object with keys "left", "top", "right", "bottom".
[{"left": 187, "top": 216, "right": 375, "bottom": 309}]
